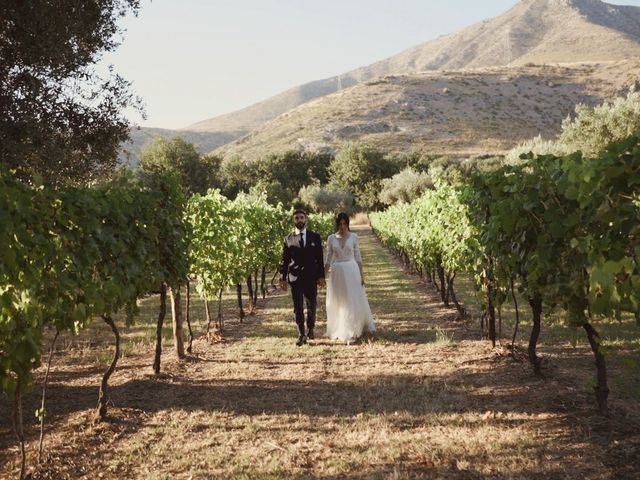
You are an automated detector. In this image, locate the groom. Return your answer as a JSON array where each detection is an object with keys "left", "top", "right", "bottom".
[{"left": 279, "top": 209, "right": 325, "bottom": 346}]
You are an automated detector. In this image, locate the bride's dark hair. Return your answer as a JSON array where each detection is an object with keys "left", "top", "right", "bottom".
[{"left": 335, "top": 212, "right": 350, "bottom": 231}]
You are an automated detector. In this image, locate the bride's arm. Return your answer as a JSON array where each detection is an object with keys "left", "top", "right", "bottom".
[
  {"left": 354, "top": 234, "right": 365, "bottom": 285},
  {"left": 324, "top": 234, "right": 333, "bottom": 273}
]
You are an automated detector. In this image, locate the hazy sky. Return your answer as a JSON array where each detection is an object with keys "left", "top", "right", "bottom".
[{"left": 101, "top": 0, "right": 640, "bottom": 129}]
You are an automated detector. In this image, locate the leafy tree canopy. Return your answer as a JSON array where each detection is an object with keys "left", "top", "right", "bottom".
[
  {"left": 298, "top": 184, "right": 355, "bottom": 214},
  {"left": 221, "top": 150, "right": 332, "bottom": 204},
  {"left": 379, "top": 167, "right": 433, "bottom": 206},
  {"left": 506, "top": 90, "right": 640, "bottom": 162},
  {"left": 329, "top": 142, "right": 400, "bottom": 210},
  {"left": 0, "top": 0, "right": 141, "bottom": 186},
  {"left": 140, "top": 136, "right": 220, "bottom": 195},
  {"left": 559, "top": 90, "right": 640, "bottom": 155}
]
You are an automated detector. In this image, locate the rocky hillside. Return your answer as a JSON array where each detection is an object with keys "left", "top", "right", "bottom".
[
  {"left": 187, "top": 0, "right": 640, "bottom": 139},
  {"left": 214, "top": 61, "right": 640, "bottom": 160}
]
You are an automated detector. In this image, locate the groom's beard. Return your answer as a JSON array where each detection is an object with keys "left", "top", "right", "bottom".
[{"left": 295, "top": 222, "right": 306, "bottom": 230}]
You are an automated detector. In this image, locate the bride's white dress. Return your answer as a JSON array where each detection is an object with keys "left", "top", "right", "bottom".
[{"left": 325, "top": 232, "right": 375, "bottom": 341}]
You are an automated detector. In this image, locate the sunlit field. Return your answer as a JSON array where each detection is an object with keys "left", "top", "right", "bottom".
[{"left": 1, "top": 226, "right": 638, "bottom": 479}]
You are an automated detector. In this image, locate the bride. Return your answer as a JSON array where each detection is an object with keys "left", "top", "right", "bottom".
[{"left": 324, "top": 212, "right": 376, "bottom": 343}]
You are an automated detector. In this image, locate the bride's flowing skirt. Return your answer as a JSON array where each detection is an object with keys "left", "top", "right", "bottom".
[{"left": 325, "top": 260, "right": 375, "bottom": 341}]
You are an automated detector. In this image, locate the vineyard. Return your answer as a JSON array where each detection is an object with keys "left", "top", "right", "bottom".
[
  {"left": 370, "top": 134, "right": 640, "bottom": 414},
  {"left": 1, "top": 136, "right": 639, "bottom": 479},
  {"left": 3, "top": 1, "right": 640, "bottom": 478},
  {"left": 0, "top": 166, "right": 334, "bottom": 477},
  {"left": 1, "top": 223, "right": 638, "bottom": 478}
]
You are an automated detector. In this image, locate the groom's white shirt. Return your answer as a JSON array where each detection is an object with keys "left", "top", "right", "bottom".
[{"left": 294, "top": 227, "right": 307, "bottom": 246}]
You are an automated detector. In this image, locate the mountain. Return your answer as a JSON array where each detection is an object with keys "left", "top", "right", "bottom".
[
  {"left": 214, "top": 60, "right": 640, "bottom": 160},
  {"left": 186, "top": 0, "right": 640, "bottom": 140}
]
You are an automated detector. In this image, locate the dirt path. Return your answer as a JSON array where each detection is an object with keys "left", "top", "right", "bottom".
[{"left": 1, "top": 226, "right": 638, "bottom": 479}]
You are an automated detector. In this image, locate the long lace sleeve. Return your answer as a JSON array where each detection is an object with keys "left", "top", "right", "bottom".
[
  {"left": 353, "top": 234, "right": 362, "bottom": 263},
  {"left": 325, "top": 234, "right": 334, "bottom": 271},
  {"left": 354, "top": 234, "right": 364, "bottom": 280}
]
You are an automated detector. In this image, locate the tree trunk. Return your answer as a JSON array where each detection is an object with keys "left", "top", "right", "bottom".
[
  {"left": 246, "top": 275, "right": 254, "bottom": 313},
  {"left": 429, "top": 268, "right": 438, "bottom": 289},
  {"left": 204, "top": 293, "right": 213, "bottom": 335},
  {"left": 487, "top": 296, "right": 497, "bottom": 348},
  {"left": 236, "top": 283, "right": 245, "bottom": 323},
  {"left": 510, "top": 277, "right": 520, "bottom": 351},
  {"left": 270, "top": 269, "right": 279, "bottom": 288},
  {"left": 260, "top": 266, "right": 267, "bottom": 299},
  {"left": 185, "top": 280, "right": 193, "bottom": 353},
  {"left": 447, "top": 272, "right": 466, "bottom": 318},
  {"left": 97, "top": 315, "right": 120, "bottom": 420},
  {"left": 436, "top": 257, "right": 446, "bottom": 304},
  {"left": 483, "top": 257, "right": 497, "bottom": 348},
  {"left": 527, "top": 296, "right": 543, "bottom": 376},
  {"left": 38, "top": 329, "right": 59, "bottom": 462},
  {"left": 253, "top": 269, "right": 259, "bottom": 307},
  {"left": 583, "top": 322, "right": 609, "bottom": 414},
  {"left": 13, "top": 382, "right": 26, "bottom": 479},
  {"left": 217, "top": 288, "right": 224, "bottom": 331},
  {"left": 153, "top": 283, "right": 167, "bottom": 374},
  {"left": 170, "top": 287, "right": 185, "bottom": 359},
  {"left": 444, "top": 272, "right": 452, "bottom": 307}
]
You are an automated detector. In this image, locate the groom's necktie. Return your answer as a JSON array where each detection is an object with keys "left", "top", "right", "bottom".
[{"left": 299, "top": 232, "right": 304, "bottom": 248}]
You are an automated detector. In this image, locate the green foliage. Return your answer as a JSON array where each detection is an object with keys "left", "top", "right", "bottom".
[
  {"left": 371, "top": 182, "right": 477, "bottom": 279},
  {"left": 387, "top": 150, "right": 436, "bottom": 173},
  {"left": 469, "top": 155, "right": 576, "bottom": 314},
  {"left": 504, "top": 135, "right": 572, "bottom": 165},
  {"left": 220, "top": 150, "right": 332, "bottom": 203},
  {"left": 507, "top": 91, "right": 640, "bottom": 162},
  {"left": 140, "top": 136, "right": 219, "bottom": 195},
  {"left": 560, "top": 136, "right": 640, "bottom": 323},
  {"left": 379, "top": 167, "right": 433, "bottom": 206},
  {"left": 428, "top": 157, "right": 464, "bottom": 184},
  {"left": 0, "top": 0, "right": 141, "bottom": 186},
  {"left": 329, "top": 143, "right": 400, "bottom": 210},
  {"left": 372, "top": 134, "right": 640, "bottom": 334},
  {"left": 256, "top": 151, "right": 331, "bottom": 197},
  {"left": 186, "top": 191, "right": 288, "bottom": 299},
  {"left": 560, "top": 91, "right": 640, "bottom": 156},
  {"left": 298, "top": 184, "right": 355, "bottom": 214},
  {"left": 0, "top": 168, "right": 188, "bottom": 397},
  {"left": 307, "top": 213, "right": 336, "bottom": 242},
  {"left": 219, "top": 155, "right": 252, "bottom": 198}
]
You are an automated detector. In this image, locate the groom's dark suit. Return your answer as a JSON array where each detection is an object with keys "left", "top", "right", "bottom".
[{"left": 279, "top": 229, "right": 325, "bottom": 338}]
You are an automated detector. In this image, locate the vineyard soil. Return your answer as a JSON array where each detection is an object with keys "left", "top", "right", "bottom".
[{"left": 1, "top": 226, "right": 638, "bottom": 479}]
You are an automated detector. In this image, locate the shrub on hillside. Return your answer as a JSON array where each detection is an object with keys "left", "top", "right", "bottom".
[
  {"left": 507, "top": 90, "right": 640, "bottom": 162},
  {"left": 504, "top": 135, "right": 572, "bottom": 165},
  {"left": 328, "top": 142, "right": 399, "bottom": 210},
  {"left": 299, "top": 184, "right": 355, "bottom": 214},
  {"left": 559, "top": 91, "right": 640, "bottom": 155},
  {"left": 379, "top": 167, "right": 433, "bottom": 206},
  {"left": 140, "top": 136, "right": 221, "bottom": 195}
]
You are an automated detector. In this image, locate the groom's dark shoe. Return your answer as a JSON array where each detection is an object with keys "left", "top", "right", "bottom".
[
  {"left": 307, "top": 329, "right": 315, "bottom": 340},
  {"left": 296, "top": 335, "right": 307, "bottom": 347}
]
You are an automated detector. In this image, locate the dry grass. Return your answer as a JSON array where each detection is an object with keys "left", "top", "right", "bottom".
[{"left": 1, "top": 226, "right": 639, "bottom": 479}]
